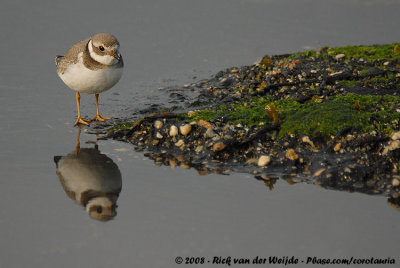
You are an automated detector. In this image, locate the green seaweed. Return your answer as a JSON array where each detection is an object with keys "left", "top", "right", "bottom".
[
  {"left": 327, "top": 43, "right": 400, "bottom": 62},
  {"left": 286, "top": 43, "right": 400, "bottom": 63},
  {"left": 109, "top": 121, "right": 136, "bottom": 132},
  {"left": 189, "top": 94, "right": 400, "bottom": 139},
  {"left": 339, "top": 80, "right": 359, "bottom": 88}
]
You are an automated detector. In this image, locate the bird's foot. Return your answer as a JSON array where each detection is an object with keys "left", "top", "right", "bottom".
[
  {"left": 74, "top": 117, "right": 90, "bottom": 126},
  {"left": 90, "top": 114, "right": 111, "bottom": 122}
]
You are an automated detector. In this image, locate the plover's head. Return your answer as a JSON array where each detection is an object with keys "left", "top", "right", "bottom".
[
  {"left": 88, "top": 33, "right": 122, "bottom": 65},
  {"left": 86, "top": 196, "right": 118, "bottom": 222}
]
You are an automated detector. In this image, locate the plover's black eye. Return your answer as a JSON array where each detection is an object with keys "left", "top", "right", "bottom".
[
  {"left": 97, "top": 207, "right": 103, "bottom": 214},
  {"left": 99, "top": 46, "right": 105, "bottom": 51}
]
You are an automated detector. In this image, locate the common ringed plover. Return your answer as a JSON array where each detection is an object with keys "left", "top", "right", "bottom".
[{"left": 56, "top": 33, "right": 123, "bottom": 125}]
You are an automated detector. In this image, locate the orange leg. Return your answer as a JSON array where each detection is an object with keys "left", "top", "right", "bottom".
[
  {"left": 75, "top": 126, "right": 82, "bottom": 153},
  {"left": 90, "top": 93, "right": 111, "bottom": 122},
  {"left": 74, "top": 92, "right": 90, "bottom": 126}
]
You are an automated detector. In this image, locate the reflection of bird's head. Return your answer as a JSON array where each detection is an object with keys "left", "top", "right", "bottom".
[
  {"left": 54, "top": 146, "right": 122, "bottom": 222},
  {"left": 87, "top": 196, "right": 117, "bottom": 222}
]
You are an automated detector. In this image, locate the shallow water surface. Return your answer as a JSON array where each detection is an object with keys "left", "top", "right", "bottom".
[{"left": 1, "top": 0, "right": 400, "bottom": 267}]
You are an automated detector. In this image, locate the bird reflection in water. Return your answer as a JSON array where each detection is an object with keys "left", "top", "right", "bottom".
[{"left": 54, "top": 127, "right": 122, "bottom": 221}]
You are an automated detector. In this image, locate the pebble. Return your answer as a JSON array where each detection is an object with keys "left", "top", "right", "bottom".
[
  {"left": 246, "top": 158, "right": 258, "bottom": 165},
  {"left": 152, "top": 140, "right": 159, "bottom": 146},
  {"left": 175, "top": 139, "right": 184, "bottom": 147},
  {"left": 212, "top": 142, "right": 226, "bottom": 152},
  {"left": 257, "top": 155, "right": 271, "bottom": 167},
  {"left": 285, "top": 149, "right": 299, "bottom": 160},
  {"left": 156, "top": 132, "right": 163, "bottom": 139},
  {"left": 195, "top": 145, "right": 204, "bottom": 153},
  {"left": 169, "top": 125, "right": 178, "bottom": 137},
  {"left": 389, "top": 140, "right": 400, "bottom": 151},
  {"left": 169, "top": 159, "right": 177, "bottom": 168},
  {"left": 204, "top": 128, "right": 216, "bottom": 138},
  {"left": 333, "top": 143, "right": 341, "bottom": 152},
  {"left": 392, "top": 179, "right": 400, "bottom": 187},
  {"left": 335, "top": 53, "right": 345, "bottom": 60},
  {"left": 313, "top": 168, "right": 326, "bottom": 177},
  {"left": 198, "top": 119, "right": 212, "bottom": 129},
  {"left": 391, "top": 131, "right": 400, "bottom": 140},
  {"left": 179, "top": 124, "right": 192, "bottom": 136},
  {"left": 187, "top": 111, "right": 195, "bottom": 117},
  {"left": 180, "top": 163, "right": 190, "bottom": 169},
  {"left": 301, "top": 136, "right": 315, "bottom": 147},
  {"left": 154, "top": 120, "right": 163, "bottom": 129}
]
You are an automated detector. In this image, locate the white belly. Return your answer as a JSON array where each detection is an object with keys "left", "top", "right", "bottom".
[{"left": 59, "top": 53, "right": 123, "bottom": 94}]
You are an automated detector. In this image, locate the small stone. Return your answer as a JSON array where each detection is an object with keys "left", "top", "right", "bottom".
[
  {"left": 198, "top": 119, "right": 212, "bottom": 129},
  {"left": 187, "top": 111, "right": 195, "bottom": 117},
  {"left": 344, "top": 167, "right": 351, "bottom": 173},
  {"left": 220, "top": 77, "right": 234, "bottom": 88},
  {"left": 204, "top": 128, "right": 216, "bottom": 138},
  {"left": 175, "top": 139, "right": 184, "bottom": 147},
  {"left": 169, "top": 125, "right": 178, "bottom": 137},
  {"left": 391, "top": 131, "right": 400, "bottom": 140},
  {"left": 246, "top": 158, "right": 258, "bottom": 165},
  {"left": 285, "top": 149, "right": 299, "bottom": 160},
  {"left": 198, "top": 170, "right": 208, "bottom": 176},
  {"left": 169, "top": 159, "right": 177, "bottom": 168},
  {"left": 257, "top": 155, "right": 271, "bottom": 167},
  {"left": 233, "top": 92, "right": 241, "bottom": 98},
  {"left": 154, "top": 120, "right": 163, "bottom": 129},
  {"left": 313, "top": 168, "right": 326, "bottom": 177},
  {"left": 179, "top": 124, "right": 192, "bottom": 136},
  {"left": 156, "top": 132, "right": 163, "bottom": 139},
  {"left": 389, "top": 140, "right": 400, "bottom": 151},
  {"left": 333, "top": 143, "right": 341, "bottom": 152},
  {"left": 384, "top": 61, "right": 390, "bottom": 66},
  {"left": 195, "top": 145, "right": 204, "bottom": 153},
  {"left": 302, "top": 136, "right": 311, "bottom": 143},
  {"left": 180, "top": 163, "right": 190, "bottom": 169},
  {"left": 335, "top": 53, "right": 345, "bottom": 60},
  {"left": 283, "top": 142, "right": 289, "bottom": 147},
  {"left": 392, "top": 179, "right": 400, "bottom": 187},
  {"left": 212, "top": 142, "right": 226, "bottom": 152},
  {"left": 301, "top": 136, "right": 315, "bottom": 147}
]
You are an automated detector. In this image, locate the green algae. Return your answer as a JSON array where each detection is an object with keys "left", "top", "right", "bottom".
[
  {"left": 109, "top": 121, "right": 136, "bottom": 132},
  {"left": 189, "top": 94, "right": 400, "bottom": 138},
  {"left": 326, "top": 43, "right": 400, "bottom": 62},
  {"left": 369, "top": 73, "right": 397, "bottom": 84},
  {"left": 278, "top": 94, "right": 399, "bottom": 138},
  {"left": 339, "top": 80, "right": 359, "bottom": 88},
  {"left": 287, "top": 43, "right": 400, "bottom": 63}
]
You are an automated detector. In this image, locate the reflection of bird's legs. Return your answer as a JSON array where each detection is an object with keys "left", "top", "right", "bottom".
[
  {"left": 75, "top": 126, "right": 82, "bottom": 154},
  {"left": 90, "top": 93, "right": 111, "bottom": 122},
  {"left": 74, "top": 92, "right": 90, "bottom": 126}
]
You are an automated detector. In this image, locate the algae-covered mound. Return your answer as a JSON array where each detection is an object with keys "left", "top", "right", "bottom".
[{"left": 107, "top": 43, "right": 400, "bottom": 203}]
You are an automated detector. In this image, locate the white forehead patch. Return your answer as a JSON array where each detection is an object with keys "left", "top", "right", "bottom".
[
  {"left": 109, "top": 44, "right": 119, "bottom": 50},
  {"left": 88, "top": 40, "right": 118, "bottom": 65}
]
